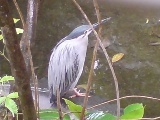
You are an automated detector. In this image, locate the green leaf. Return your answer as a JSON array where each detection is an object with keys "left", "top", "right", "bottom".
[
  {"left": 13, "top": 18, "right": 20, "bottom": 23},
  {"left": 0, "top": 34, "right": 3, "bottom": 40},
  {"left": 5, "top": 98, "right": 18, "bottom": 117},
  {"left": 86, "top": 112, "right": 116, "bottom": 120},
  {"left": 16, "top": 28, "right": 23, "bottom": 34},
  {"left": 40, "top": 109, "right": 70, "bottom": 120},
  {"left": 64, "top": 98, "right": 86, "bottom": 119},
  {"left": 0, "top": 75, "right": 14, "bottom": 83},
  {"left": 7, "top": 92, "right": 19, "bottom": 99},
  {"left": 0, "top": 96, "right": 6, "bottom": 104},
  {"left": 40, "top": 110, "right": 59, "bottom": 120},
  {"left": 120, "top": 103, "right": 144, "bottom": 120}
]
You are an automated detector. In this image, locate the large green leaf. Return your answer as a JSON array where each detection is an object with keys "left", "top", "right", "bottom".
[
  {"left": 40, "top": 109, "right": 70, "bottom": 120},
  {"left": 5, "top": 98, "right": 18, "bottom": 117},
  {"left": 7, "top": 92, "right": 19, "bottom": 99},
  {"left": 86, "top": 112, "right": 116, "bottom": 120},
  {"left": 120, "top": 103, "right": 144, "bottom": 120},
  {"left": 0, "top": 75, "right": 14, "bottom": 83},
  {"left": 64, "top": 98, "right": 86, "bottom": 119}
]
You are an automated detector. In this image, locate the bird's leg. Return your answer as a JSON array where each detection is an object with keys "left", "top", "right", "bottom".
[{"left": 69, "top": 88, "right": 90, "bottom": 98}]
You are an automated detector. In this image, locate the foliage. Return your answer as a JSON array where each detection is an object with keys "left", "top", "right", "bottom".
[
  {"left": 0, "top": 18, "right": 23, "bottom": 60},
  {"left": 63, "top": 98, "right": 87, "bottom": 119},
  {"left": 120, "top": 103, "right": 144, "bottom": 119},
  {"left": 0, "top": 76, "right": 19, "bottom": 117},
  {"left": 0, "top": 18, "right": 23, "bottom": 40},
  {"left": 63, "top": 99, "right": 144, "bottom": 120},
  {"left": 86, "top": 112, "right": 116, "bottom": 120},
  {"left": 0, "top": 34, "right": 3, "bottom": 41},
  {"left": 0, "top": 75, "right": 14, "bottom": 84},
  {"left": 39, "top": 109, "right": 70, "bottom": 120},
  {"left": 0, "top": 92, "right": 18, "bottom": 117},
  {"left": 16, "top": 28, "right": 23, "bottom": 34},
  {"left": 13, "top": 18, "right": 20, "bottom": 23}
]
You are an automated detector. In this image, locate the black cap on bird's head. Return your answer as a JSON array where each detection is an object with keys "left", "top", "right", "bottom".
[{"left": 66, "top": 17, "right": 111, "bottom": 40}]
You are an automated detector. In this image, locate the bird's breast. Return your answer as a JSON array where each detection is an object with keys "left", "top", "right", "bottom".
[{"left": 72, "top": 36, "right": 89, "bottom": 55}]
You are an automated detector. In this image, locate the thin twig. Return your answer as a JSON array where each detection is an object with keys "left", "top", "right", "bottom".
[
  {"left": 81, "top": 34, "right": 99, "bottom": 120},
  {"left": 71, "top": 0, "right": 101, "bottom": 119},
  {"left": 142, "top": 116, "right": 160, "bottom": 120},
  {"left": 72, "top": 0, "right": 120, "bottom": 119},
  {"left": 93, "top": 0, "right": 102, "bottom": 34},
  {"left": 13, "top": 0, "right": 25, "bottom": 28},
  {"left": 28, "top": 39, "right": 38, "bottom": 114},
  {"left": 62, "top": 95, "right": 160, "bottom": 120},
  {"left": 57, "top": 89, "right": 63, "bottom": 120},
  {"left": 35, "top": 75, "right": 40, "bottom": 118},
  {"left": 0, "top": 46, "right": 9, "bottom": 62},
  {"left": 81, "top": 0, "right": 104, "bottom": 117},
  {"left": 87, "top": 95, "right": 160, "bottom": 110}
]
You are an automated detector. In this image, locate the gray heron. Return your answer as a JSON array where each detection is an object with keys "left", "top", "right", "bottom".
[{"left": 48, "top": 17, "right": 111, "bottom": 104}]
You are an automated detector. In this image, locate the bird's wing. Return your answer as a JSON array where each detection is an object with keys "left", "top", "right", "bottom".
[{"left": 48, "top": 41, "right": 80, "bottom": 96}]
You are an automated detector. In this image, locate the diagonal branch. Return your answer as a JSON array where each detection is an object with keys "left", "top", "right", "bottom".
[
  {"left": 88, "top": 95, "right": 160, "bottom": 110},
  {"left": 72, "top": 0, "right": 120, "bottom": 119},
  {"left": 13, "top": 0, "right": 25, "bottom": 28}
]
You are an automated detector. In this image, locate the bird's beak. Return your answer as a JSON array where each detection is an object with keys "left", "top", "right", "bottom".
[
  {"left": 93, "top": 17, "right": 111, "bottom": 28},
  {"left": 85, "top": 17, "right": 111, "bottom": 36}
]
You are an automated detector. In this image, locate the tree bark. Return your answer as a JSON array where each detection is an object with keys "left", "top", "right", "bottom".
[
  {"left": 20, "top": 0, "right": 40, "bottom": 115},
  {"left": 20, "top": 0, "right": 40, "bottom": 72},
  {"left": 0, "top": 0, "right": 37, "bottom": 120}
]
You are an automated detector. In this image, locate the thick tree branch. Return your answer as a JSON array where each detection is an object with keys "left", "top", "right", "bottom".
[
  {"left": 20, "top": 0, "right": 39, "bottom": 71},
  {"left": 0, "top": 0, "right": 37, "bottom": 120},
  {"left": 20, "top": 0, "right": 40, "bottom": 114}
]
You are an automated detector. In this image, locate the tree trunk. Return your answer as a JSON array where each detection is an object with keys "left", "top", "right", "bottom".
[{"left": 0, "top": 0, "right": 37, "bottom": 120}]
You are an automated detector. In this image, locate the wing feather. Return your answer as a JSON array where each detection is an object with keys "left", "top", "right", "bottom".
[{"left": 48, "top": 40, "right": 80, "bottom": 97}]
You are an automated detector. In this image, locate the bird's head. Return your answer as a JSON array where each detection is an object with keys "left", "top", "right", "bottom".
[{"left": 65, "top": 17, "right": 111, "bottom": 40}]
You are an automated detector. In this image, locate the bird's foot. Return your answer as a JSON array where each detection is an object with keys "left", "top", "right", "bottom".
[{"left": 69, "top": 88, "right": 90, "bottom": 98}]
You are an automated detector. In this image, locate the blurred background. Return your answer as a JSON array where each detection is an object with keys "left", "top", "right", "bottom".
[{"left": 0, "top": 0, "right": 160, "bottom": 117}]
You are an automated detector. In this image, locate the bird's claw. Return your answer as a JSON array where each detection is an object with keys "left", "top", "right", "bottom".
[{"left": 69, "top": 88, "right": 91, "bottom": 98}]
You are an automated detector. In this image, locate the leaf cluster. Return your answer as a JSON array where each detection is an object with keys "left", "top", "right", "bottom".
[
  {"left": 0, "top": 75, "right": 19, "bottom": 117},
  {"left": 39, "top": 99, "right": 144, "bottom": 120}
]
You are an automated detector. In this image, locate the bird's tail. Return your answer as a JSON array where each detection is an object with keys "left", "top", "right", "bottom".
[
  {"left": 49, "top": 86, "right": 57, "bottom": 104},
  {"left": 49, "top": 86, "right": 66, "bottom": 107}
]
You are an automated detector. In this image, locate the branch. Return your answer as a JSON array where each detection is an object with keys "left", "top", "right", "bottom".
[
  {"left": 20, "top": 0, "right": 39, "bottom": 71},
  {"left": 72, "top": 0, "right": 120, "bottom": 119},
  {"left": 78, "top": 0, "right": 103, "bottom": 119},
  {"left": 57, "top": 89, "right": 63, "bottom": 120},
  {"left": 13, "top": 0, "right": 25, "bottom": 28},
  {"left": 88, "top": 95, "right": 160, "bottom": 110},
  {"left": 20, "top": 0, "right": 40, "bottom": 115}
]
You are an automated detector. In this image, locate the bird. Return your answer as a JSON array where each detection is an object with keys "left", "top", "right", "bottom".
[{"left": 48, "top": 17, "right": 111, "bottom": 104}]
